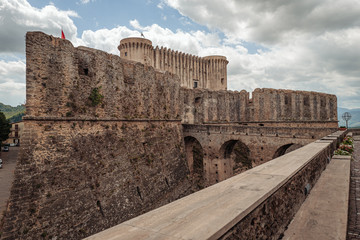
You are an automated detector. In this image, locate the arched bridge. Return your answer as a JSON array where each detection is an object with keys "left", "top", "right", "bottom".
[{"left": 183, "top": 123, "right": 332, "bottom": 185}]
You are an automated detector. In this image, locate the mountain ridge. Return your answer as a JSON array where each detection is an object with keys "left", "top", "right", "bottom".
[{"left": 0, "top": 102, "right": 26, "bottom": 122}]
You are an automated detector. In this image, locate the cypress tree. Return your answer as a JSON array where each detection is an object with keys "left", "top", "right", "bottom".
[{"left": 0, "top": 111, "right": 11, "bottom": 146}]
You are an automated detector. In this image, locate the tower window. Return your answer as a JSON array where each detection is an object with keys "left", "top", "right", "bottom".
[
  {"left": 221, "top": 78, "right": 224, "bottom": 84},
  {"left": 125, "top": 52, "right": 127, "bottom": 56},
  {"left": 193, "top": 81, "right": 198, "bottom": 89}
]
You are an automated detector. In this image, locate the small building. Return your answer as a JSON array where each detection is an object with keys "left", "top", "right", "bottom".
[{"left": 5, "top": 121, "right": 24, "bottom": 146}]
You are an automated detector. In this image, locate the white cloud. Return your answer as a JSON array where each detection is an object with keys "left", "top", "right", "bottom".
[
  {"left": 0, "top": 0, "right": 79, "bottom": 106},
  {"left": 0, "top": 60, "right": 25, "bottom": 106},
  {"left": 80, "top": 21, "right": 223, "bottom": 56},
  {"left": 0, "top": 0, "right": 79, "bottom": 53},
  {"left": 129, "top": 19, "right": 145, "bottom": 31},
  {"left": 157, "top": 2, "right": 165, "bottom": 9},
  {"left": 80, "top": 26, "right": 139, "bottom": 54},
  {"left": 78, "top": 0, "right": 95, "bottom": 4}
]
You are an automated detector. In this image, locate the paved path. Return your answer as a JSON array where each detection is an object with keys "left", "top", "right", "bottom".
[
  {"left": 348, "top": 135, "right": 360, "bottom": 239},
  {"left": 283, "top": 155, "right": 351, "bottom": 240},
  {"left": 0, "top": 147, "right": 19, "bottom": 217}
]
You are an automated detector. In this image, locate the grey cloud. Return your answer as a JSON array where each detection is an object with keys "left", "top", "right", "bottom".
[{"left": 165, "top": 0, "right": 360, "bottom": 45}]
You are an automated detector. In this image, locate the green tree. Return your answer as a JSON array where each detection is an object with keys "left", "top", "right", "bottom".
[{"left": 0, "top": 111, "right": 11, "bottom": 146}]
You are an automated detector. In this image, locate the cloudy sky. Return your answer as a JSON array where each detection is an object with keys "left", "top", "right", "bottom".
[{"left": 0, "top": 0, "right": 359, "bottom": 109}]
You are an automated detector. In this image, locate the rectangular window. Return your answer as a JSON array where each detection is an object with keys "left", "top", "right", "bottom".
[
  {"left": 193, "top": 81, "right": 198, "bottom": 89},
  {"left": 125, "top": 52, "right": 127, "bottom": 56}
]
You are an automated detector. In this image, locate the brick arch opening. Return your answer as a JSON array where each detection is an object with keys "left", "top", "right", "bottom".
[
  {"left": 220, "top": 140, "right": 251, "bottom": 176},
  {"left": 184, "top": 136, "right": 204, "bottom": 179},
  {"left": 273, "top": 143, "right": 303, "bottom": 159}
]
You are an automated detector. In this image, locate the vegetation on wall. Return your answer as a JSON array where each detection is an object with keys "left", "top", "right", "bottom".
[{"left": 88, "top": 87, "right": 104, "bottom": 107}]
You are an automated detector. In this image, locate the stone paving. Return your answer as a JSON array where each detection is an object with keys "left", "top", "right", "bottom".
[
  {"left": 283, "top": 155, "right": 350, "bottom": 240},
  {"left": 0, "top": 147, "right": 18, "bottom": 218},
  {"left": 348, "top": 135, "right": 360, "bottom": 239}
]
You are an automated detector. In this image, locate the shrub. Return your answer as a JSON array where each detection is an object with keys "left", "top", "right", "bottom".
[
  {"left": 343, "top": 136, "right": 353, "bottom": 146},
  {"left": 334, "top": 136, "right": 354, "bottom": 155},
  {"left": 89, "top": 87, "right": 104, "bottom": 106},
  {"left": 339, "top": 144, "right": 353, "bottom": 153},
  {"left": 334, "top": 149, "right": 351, "bottom": 155}
]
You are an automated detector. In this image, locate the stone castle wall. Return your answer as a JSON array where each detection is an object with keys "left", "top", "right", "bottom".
[
  {"left": 0, "top": 32, "right": 196, "bottom": 240},
  {"left": 0, "top": 31, "right": 339, "bottom": 239},
  {"left": 118, "top": 38, "right": 228, "bottom": 91}
]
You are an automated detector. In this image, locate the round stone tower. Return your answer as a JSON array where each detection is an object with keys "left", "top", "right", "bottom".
[
  {"left": 203, "top": 55, "right": 228, "bottom": 90},
  {"left": 118, "top": 37, "right": 154, "bottom": 66}
]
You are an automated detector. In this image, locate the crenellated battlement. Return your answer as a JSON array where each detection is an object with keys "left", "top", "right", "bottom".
[{"left": 118, "top": 37, "right": 228, "bottom": 90}]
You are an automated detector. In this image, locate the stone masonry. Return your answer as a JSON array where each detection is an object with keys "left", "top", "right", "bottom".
[
  {"left": 0, "top": 32, "right": 196, "bottom": 240},
  {"left": 0, "top": 32, "right": 339, "bottom": 239}
]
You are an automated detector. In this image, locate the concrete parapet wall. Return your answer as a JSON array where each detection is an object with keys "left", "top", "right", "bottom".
[
  {"left": 85, "top": 130, "right": 346, "bottom": 240},
  {"left": 351, "top": 128, "right": 360, "bottom": 136}
]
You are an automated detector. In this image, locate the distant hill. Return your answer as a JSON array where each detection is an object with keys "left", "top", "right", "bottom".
[
  {"left": 338, "top": 107, "right": 360, "bottom": 128},
  {"left": 8, "top": 112, "right": 25, "bottom": 123},
  {"left": 0, "top": 102, "right": 25, "bottom": 123}
]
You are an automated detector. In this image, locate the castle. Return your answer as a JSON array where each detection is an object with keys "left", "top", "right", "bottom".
[
  {"left": 0, "top": 32, "right": 338, "bottom": 239},
  {"left": 118, "top": 37, "right": 228, "bottom": 90}
]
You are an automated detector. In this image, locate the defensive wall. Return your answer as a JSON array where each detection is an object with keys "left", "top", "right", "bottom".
[
  {"left": 181, "top": 87, "right": 337, "bottom": 184},
  {"left": 86, "top": 130, "right": 347, "bottom": 240},
  {"left": 119, "top": 38, "right": 228, "bottom": 90},
  {"left": 1, "top": 32, "right": 196, "bottom": 240},
  {"left": 182, "top": 88, "right": 337, "bottom": 124},
  {"left": 0, "top": 32, "right": 339, "bottom": 239}
]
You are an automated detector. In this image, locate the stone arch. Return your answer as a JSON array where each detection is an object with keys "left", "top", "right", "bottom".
[
  {"left": 220, "top": 140, "right": 251, "bottom": 175},
  {"left": 273, "top": 143, "right": 303, "bottom": 158},
  {"left": 184, "top": 136, "right": 204, "bottom": 176}
]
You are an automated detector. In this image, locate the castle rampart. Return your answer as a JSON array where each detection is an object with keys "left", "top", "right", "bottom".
[
  {"left": 181, "top": 88, "right": 338, "bottom": 126},
  {"left": 0, "top": 32, "right": 339, "bottom": 239},
  {"left": 118, "top": 38, "right": 228, "bottom": 90}
]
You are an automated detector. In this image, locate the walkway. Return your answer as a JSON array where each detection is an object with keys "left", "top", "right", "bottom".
[
  {"left": 348, "top": 135, "right": 360, "bottom": 239},
  {"left": 283, "top": 155, "right": 351, "bottom": 240},
  {"left": 0, "top": 147, "right": 19, "bottom": 218}
]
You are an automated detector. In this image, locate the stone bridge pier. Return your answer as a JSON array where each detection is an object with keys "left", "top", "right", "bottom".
[{"left": 183, "top": 123, "right": 334, "bottom": 186}]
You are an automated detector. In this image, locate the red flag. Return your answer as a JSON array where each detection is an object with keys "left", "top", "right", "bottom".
[{"left": 61, "top": 30, "right": 65, "bottom": 39}]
